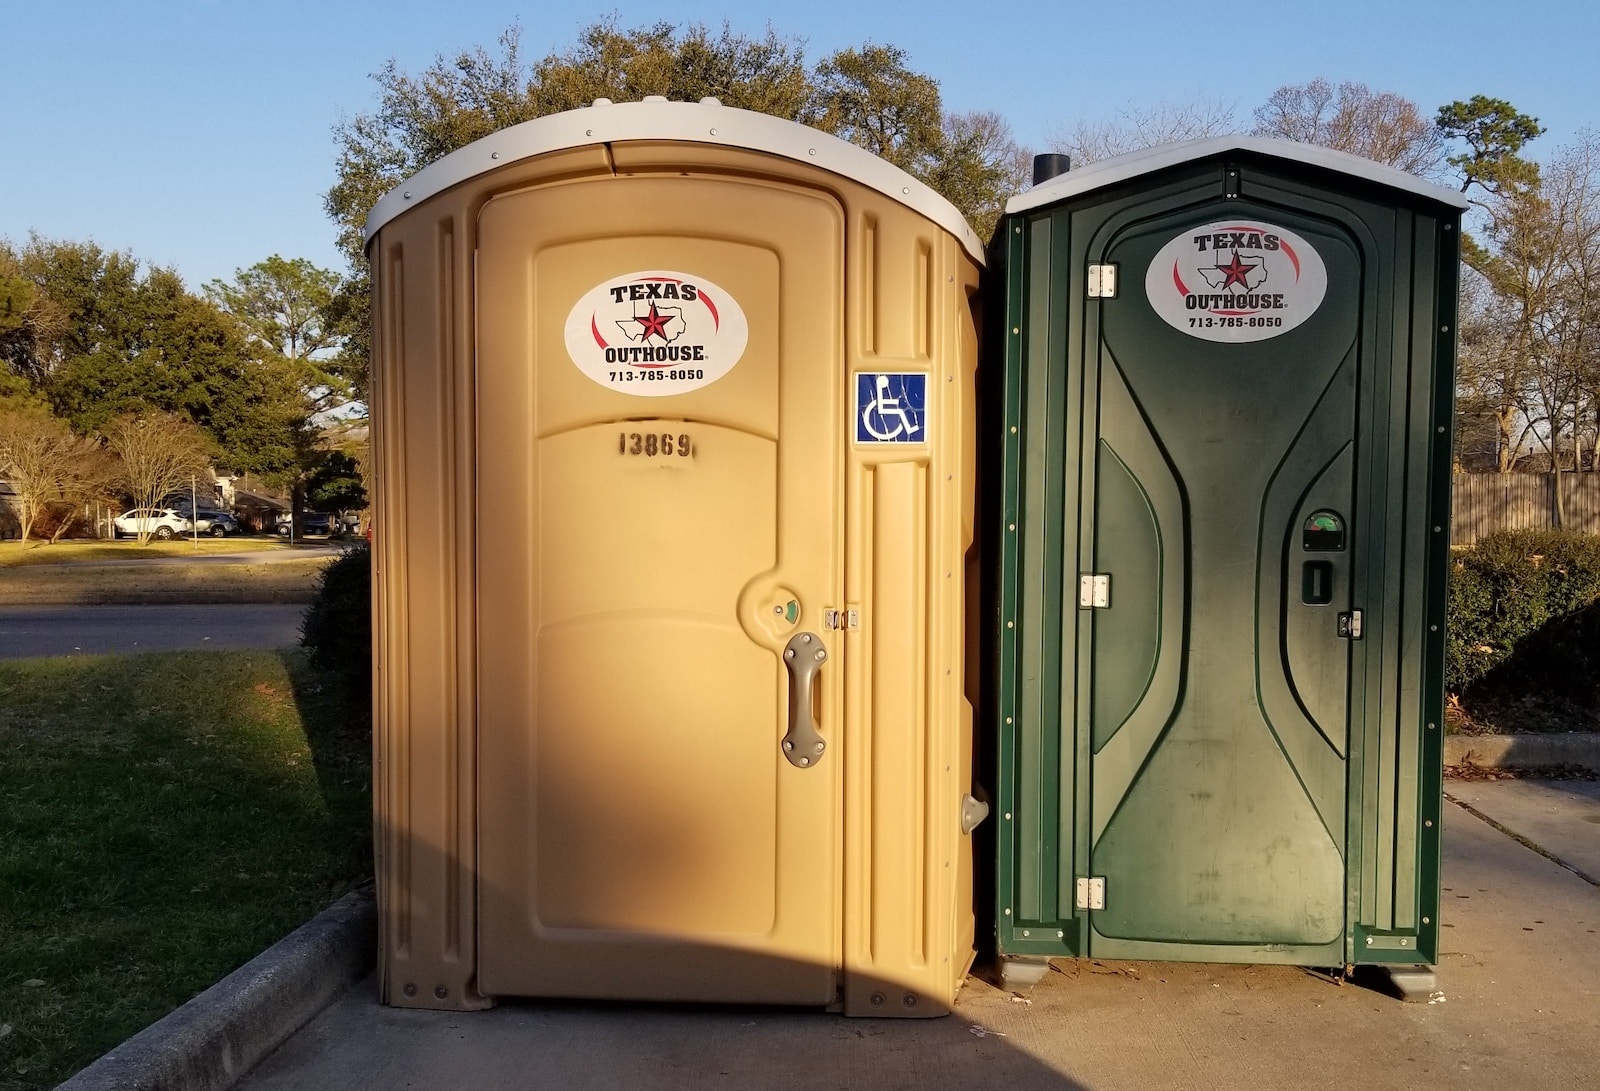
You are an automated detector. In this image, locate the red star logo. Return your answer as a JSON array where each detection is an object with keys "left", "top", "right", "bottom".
[
  {"left": 1214, "top": 250, "right": 1259, "bottom": 290},
  {"left": 635, "top": 303, "right": 671, "bottom": 341}
]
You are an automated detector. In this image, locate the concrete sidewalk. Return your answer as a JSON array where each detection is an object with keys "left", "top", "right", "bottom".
[
  {"left": 239, "top": 781, "right": 1600, "bottom": 1091},
  {"left": 1448, "top": 777, "right": 1600, "bottom": 882}
]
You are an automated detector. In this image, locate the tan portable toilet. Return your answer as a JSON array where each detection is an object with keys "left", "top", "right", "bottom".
[{"left": 364, "top": 98, "right": 985, "bottom": 1017}]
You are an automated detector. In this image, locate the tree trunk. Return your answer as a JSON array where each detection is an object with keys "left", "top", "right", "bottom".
[
  {"left": 290, "top": 482, "right": 304, "bottom": 546},
  {"left": 49, "top": 519, "right": 71, "bottom": 544},
  {"left": 1496, "top": 404, "right": 1517, "bottom": 473}
]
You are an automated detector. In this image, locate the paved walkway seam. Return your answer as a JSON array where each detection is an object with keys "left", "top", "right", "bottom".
[{"left": 1445, "top": 793, "right": 1600, "bottom": 888}]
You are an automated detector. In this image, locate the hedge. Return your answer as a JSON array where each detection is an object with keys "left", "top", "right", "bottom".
[
  {"left": 1447, "top": 530, "right": 1600, "bottom": 713},
  {"left": 297, "top": 532, "right": 1600, "bottom": 725},
  {"left": 299, "top": 544, "right": 372, "bottom": 704}
]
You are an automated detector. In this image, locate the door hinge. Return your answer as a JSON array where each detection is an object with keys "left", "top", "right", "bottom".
[
  {"left": 824, "top": 607, "right": 859, "bottom": 631},
  {"left": 1075, "top": 876, "right": 1106, "bottom": 911},
  {"left": 1087, "top": 263, "right": 1118, "bottom": 298},
  {"left": 1337, "top": 609, "right": 1363, "bottom": 640},
  {"left": 1078, "top": 573, "right": 1110, "bottom": 609}
]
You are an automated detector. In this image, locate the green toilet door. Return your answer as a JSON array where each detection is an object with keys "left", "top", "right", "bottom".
[{"left": 1081, "top": 204, "right": 1362, "bottom": 960}]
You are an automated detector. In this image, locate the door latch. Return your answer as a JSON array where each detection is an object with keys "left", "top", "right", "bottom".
[
  {"left": 823, "top": 607, "right": 859, "bottom": 631},
  {"left": 1337, "top": 610, "right": 1364, "bottom": 640}
]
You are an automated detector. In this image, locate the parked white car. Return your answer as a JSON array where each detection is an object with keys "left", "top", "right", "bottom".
[{"left": 112, "top": 508, "right": 192, "bottom": 541}]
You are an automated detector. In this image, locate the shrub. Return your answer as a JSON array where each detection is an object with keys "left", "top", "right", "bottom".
[
  {"left": 297, "top": 532, "right": 1600, "bottom": 726},
  {"left": 1447, "top": 529, "right": 1600, "bottom": 698},
  {"left": 300, "top": 544, "right": 372, "bottom": 703}
]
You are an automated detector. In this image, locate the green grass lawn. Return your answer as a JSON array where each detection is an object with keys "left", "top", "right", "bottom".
[
  {"left": 0, "top": 539, "right": 297, "bottom": 568},
  {"left": 0, "top": 648, "right": 371, "bottom": 1090},
  {"left": 0, "top": 559, "right": 326, "bottom": 606}
]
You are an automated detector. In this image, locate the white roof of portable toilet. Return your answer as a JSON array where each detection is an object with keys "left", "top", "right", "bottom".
[
  {"left": 1007, "top": 135, "right": 1471, "bottom": 215},
  {"left": 364, "top": 98, "right": 986, "bottom": 263}
]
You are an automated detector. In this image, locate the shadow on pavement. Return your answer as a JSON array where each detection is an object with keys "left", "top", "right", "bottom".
[
  {"left": 237, "top": 801, "right": 1600, "bottom": 1090},
  {"left": 243, "top": 972, "right": 1089, "bottom": 1090},
  {"left": 232, "top": 732, "right": 1087, "bottom": 1089}
]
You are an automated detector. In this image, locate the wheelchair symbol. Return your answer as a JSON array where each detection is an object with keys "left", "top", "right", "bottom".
[{"left": 857, "top": 373, "right": 926, "bottom": 443}]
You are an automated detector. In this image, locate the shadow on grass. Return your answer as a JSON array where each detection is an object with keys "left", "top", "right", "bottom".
[
  {"left": 275, "top": 646, "right": 372, "bottom": 850},
  {"left": 0, "top": 648, "right": 372, "bottom": 1090}
]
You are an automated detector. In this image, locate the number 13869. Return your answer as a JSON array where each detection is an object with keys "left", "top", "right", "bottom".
[{"left": 620, "top": 432, "right": 694, "bottom": 458}]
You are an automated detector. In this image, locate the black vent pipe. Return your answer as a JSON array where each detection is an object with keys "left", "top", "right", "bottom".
[{"left": 1032, "top": 153, "right": 1071, "bottom": 186}]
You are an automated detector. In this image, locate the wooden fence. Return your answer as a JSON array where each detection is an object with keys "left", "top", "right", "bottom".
[{"left": 1452, "top": 473, "right": 1600, "bottom": 543}]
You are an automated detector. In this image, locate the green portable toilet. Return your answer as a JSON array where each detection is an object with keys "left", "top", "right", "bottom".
[{"left": 987, "top": 137, "right": 1467, "bottom": 992}]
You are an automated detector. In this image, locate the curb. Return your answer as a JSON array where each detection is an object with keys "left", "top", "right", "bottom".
[
  {"left": 57, "top": 886, "right": 376, "bottom": 1091},
  {"left": 1445, "top": 732, "right": 1600, "bottom": 771}
]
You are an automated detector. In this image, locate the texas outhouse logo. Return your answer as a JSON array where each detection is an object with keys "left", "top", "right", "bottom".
[
  {"left": 564, "top": 269, "right": 749, "bottom": 396},
  {"left": 1143, "top": 220, "right": 1328, "bottom": 343}
]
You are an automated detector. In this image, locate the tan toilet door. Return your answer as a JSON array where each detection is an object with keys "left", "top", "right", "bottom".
[{"left": 475, "top": 173, "right": 844, "bottom": 1005}]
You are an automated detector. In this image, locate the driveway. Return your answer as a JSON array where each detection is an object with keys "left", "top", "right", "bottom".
[
  {"left": 0, "top": 604, "right": 307, "bottom": 659},
  {"left": 239, "top": 780, "right": 1600, "bottom": 1090}
]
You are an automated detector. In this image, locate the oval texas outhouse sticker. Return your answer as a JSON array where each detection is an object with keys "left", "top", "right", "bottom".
[
  {"left": 1143, "top": 220, "right": 1328, "bottom": 343},
  {"left": 564, "top": 270, "right": 749, "bottom": 396}
]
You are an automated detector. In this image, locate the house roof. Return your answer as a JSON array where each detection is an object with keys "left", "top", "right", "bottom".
[{"left": 232, "top": 488, "right": 288, "bottom": 512}]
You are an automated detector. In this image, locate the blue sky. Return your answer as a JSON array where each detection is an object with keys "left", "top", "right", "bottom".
[{"left": 4, "top": 0, "right": 1595, "bottom": 289}]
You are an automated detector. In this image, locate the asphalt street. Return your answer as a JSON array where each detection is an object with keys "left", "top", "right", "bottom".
[{"left": 0, "top": 604, "right": 308, "bottom": 659}]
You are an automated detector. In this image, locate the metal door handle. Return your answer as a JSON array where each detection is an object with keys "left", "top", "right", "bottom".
[{"left": 782, "top": 632, "right": 827, "bottom": 768}]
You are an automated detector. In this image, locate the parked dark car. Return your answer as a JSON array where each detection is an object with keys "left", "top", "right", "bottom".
[{"left": 277, "top": 512, "right": 334, "bottom": 537}]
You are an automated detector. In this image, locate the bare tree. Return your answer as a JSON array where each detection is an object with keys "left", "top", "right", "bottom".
[
  {"left": 1047, "top": 95, "right": 1239, "bottom": 166},
  {"left": 1457, "top": 265, "right": 1537, "bottom": 471},
  {"left": 42, "top": 443, "right": 117, "bottom": 543},
  {"left": 1252, "top": 80, "right": 1448, "bottom": 176},
  {"left": 1543, "top": 132, "right": 1600, "bottom": 509},
  {"left": 105, "top": 412, "right": 213, "bottom": 544},
  {"left": 0, "top": 407, "right": 109, "bottom": 543},
  {"left": 920, "top": 109, "right": 1033, "bottom": 238},
  {"left": 1462, "top": 130, "right": 1600, "bottom": 520}
]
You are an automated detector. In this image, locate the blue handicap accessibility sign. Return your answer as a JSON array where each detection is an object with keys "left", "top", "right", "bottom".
[{"left": 856, "top": 373, "right": 928, "bottom": 443}]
